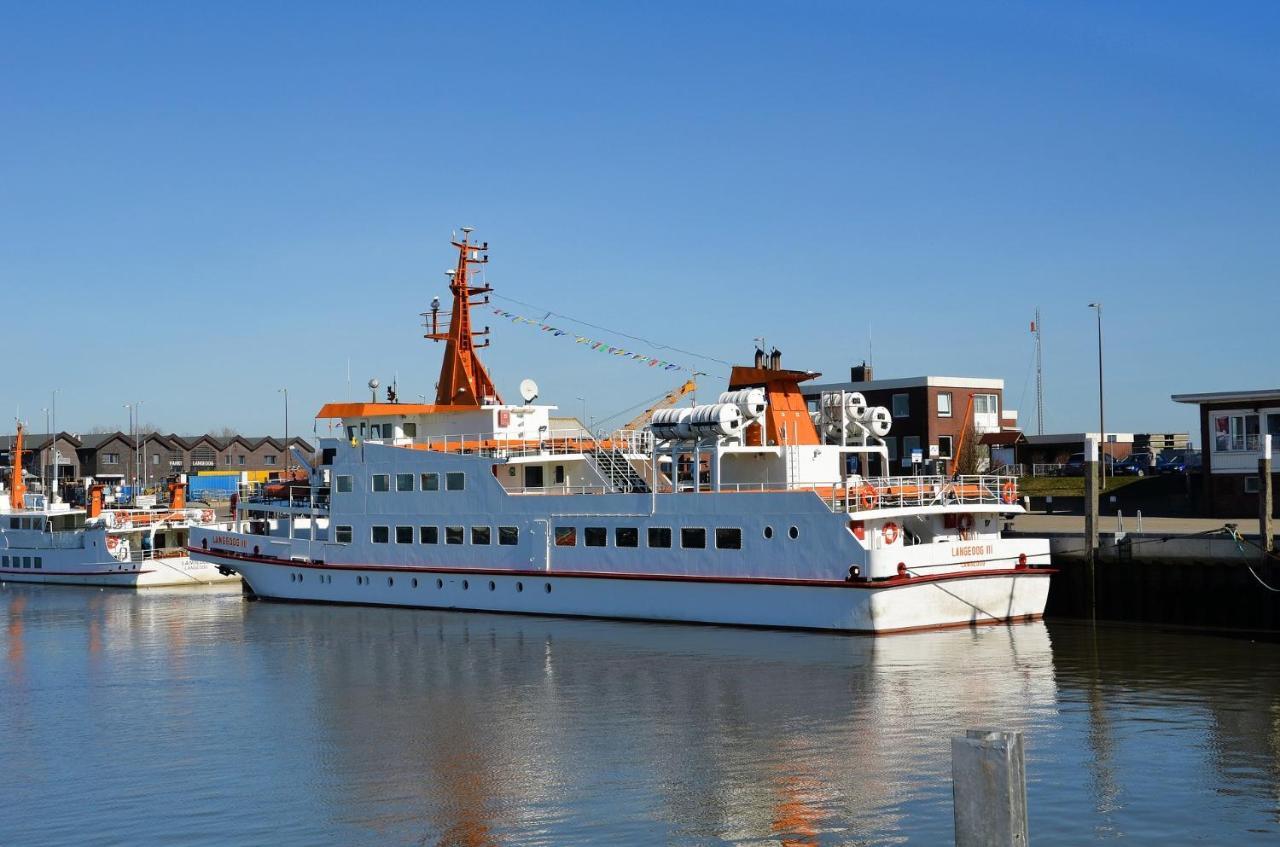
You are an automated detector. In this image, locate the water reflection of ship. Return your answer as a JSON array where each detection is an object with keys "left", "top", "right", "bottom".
[{"left": 259, "top": 606, "right": 1058, "bottom": 843}]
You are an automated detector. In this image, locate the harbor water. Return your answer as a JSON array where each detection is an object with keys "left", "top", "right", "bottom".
[{"left": 1, "top": 585, "right": 1277, "bottom": 845}]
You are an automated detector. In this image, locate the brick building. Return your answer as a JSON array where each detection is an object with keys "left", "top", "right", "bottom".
[
  {"left": 805, "top": 365, "right": 1015, "bottom": 471},
  {"left": 1172, "top": 389, "right": 1280, "bottom": 517}
]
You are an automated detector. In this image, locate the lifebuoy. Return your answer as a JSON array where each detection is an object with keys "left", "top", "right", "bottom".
[
  {"left": 200, "top": 509, "right": 214, "bottom": 524},
  {"left": 1001, "top": 481, "right": 1017, "bottom": 504},
  {"left": 882, "top": 522, "right": 900, "bottom": 545},
  {"left": 106, "top": 535, "right": 119, "bottom": 551},
  {"left": 859, "top": 484, "right": 878, "bottom": 510}
]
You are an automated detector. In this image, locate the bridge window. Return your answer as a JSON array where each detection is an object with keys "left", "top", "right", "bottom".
[
  {"left": 420, "top": 526, "right": 438, "bottom": 544},
  {"left": 471, "top": 526, "right": 491, "bottom": 545},
  {"left": 335, "top": 525, "right": 352, "bottom": 544},
  {"left": 715, "top": 528, "right": 742, "bottom": 550},
  {"left": 371, "top": 526, "right": 390, "bottom": 543},
  {"left": 446, "top": 472, "right": 465, "bottom": 491},
  {"left": 403, "top": 422, "right": 418, "bottom": 437},
  {"left": 446, "top": 526, "right": 464, "bottom": 545},
  {"left": 396, "top": 526, "right": 413, "bottom": 544},
  {"left": 335, "top": 475, "right": 353, "bottom": 493},
  {"left": 421, "top": 472, "right": 439, "bottom": 491},
  {"left": 396, "top": 473, "right": 414, "bottom": 492},
  {"left": 371, "top": 474, "right": 389, "bottom": 492},
  {"left": 681, "top": 527, "right": 706, "bottom": 549},
  {"left": 34, "top": 557, "right": 42, "bottom": 569},
  {"left": 584, "top": 527, "right": 607, "bottom": 547},
  {"left": 554, "top": 526, "right": 577, "bottom": 546},
  {"left": 648, "top": 527, "right": 672, "bottom": 548},
  {"left": 498, "top": 526, "right": 519, "bottom": 546},
  {"left": 615, "top": 527, "right": 638, "bottom": 548}
]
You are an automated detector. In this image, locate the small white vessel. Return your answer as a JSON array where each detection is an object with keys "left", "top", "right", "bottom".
[
  {"left": 1, "top": 424, "right": 238, "bottom": 588},
  {"left": 190, "top": 231, "right": 1051, "bottom": 633}
]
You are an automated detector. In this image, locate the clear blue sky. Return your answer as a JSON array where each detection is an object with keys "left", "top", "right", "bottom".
[{"left": 4, "top": 2, "right": 1277, "bottom": 441}]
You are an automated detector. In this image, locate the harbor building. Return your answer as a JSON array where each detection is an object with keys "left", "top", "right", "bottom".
[
  {"left": 1172, "top": 389, "right": 1280, "bottom": 517},
  {"left": 805, "top": 364, "right": 1017, "bottom": 471}
]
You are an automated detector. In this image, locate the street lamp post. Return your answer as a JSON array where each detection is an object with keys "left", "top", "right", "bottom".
[
  {"left": 41, "top": 407, "right": 49, "bottom": 496},
  {"left": 576, "top": 396, "right": 589, "bottom": 436},
  {"left": 279, "top": 388, "right": 289, "bottom": 475},
  {"left": 1088, "top": 303, "right": 1105, "bottom": 479}
]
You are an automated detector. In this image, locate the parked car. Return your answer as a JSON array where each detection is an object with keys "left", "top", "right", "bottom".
[
  {"left": 1061, "top": 452, "right": 1118, "bottom": 476},
  {"left": 1156, "top": 453, "right": 1202, "bottom": 474},
  {"left": 1115, "top": 454, "right": 1153, "bottom": 476}
]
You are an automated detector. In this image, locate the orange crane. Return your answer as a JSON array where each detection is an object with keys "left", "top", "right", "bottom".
[
  {"left": 622, "top": 379, "right": 697, "bottom": 432},
  {"left": 8, "top": 422, "right": 26, "bottom": 510},
  {"left": 949, "top": 393, "right": 976, "bottom": 476}
]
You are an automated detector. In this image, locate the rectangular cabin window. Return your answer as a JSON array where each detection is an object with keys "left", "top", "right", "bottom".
[
  {"left": 23, "top": 557, "right": 30, "bottom": 568},
  {"left": 335, "top": 525, "right": 353, "bottom": 544},
  {"left": 34, "top": 557, "right": 41, "bottom": 569},
  {"left": 360, "top": 422, "right": 367, "bottom": 437},
  {"left": 584, "top": 527, "right": 607, "bottom": 547},
  {"left": 446, "top": 472, "right": 465, "bottom": 491},
  {"left": 421, "top": 472, "right": 439, "bottom": 491},
  {"left": 420, "top": 526, "right": 438, "bottom": 544},
  {"left": 554, "top": 526, "right": 577, "bottom": 547},
  {"left": 681, "top": 527, "right": 707, "bottom": 549},
  {"left": 471, "top": 526, "right": 491, "bottom": 545},
  {"left": 499, "top": 526, "right": 519, "bottom": 546},
  {"left": 371, "top": 526, "right": 390, "bottom": 544},
  {"left": 554, "top": 465, "right": 565, "bottom": 484},
  {"left": 371, "top": 474, "right": 390, "bottom": 492},
  {"left": 336, "top": 475, "right": 353, "bottom": 493},
  {"left": 1, "top": 555, "right": 6, "bottom": 565},
  {"left": 446, "top": 526, "right": 464, "bottom": 545},
  {"left": 346, "top": 426, "right": 356, "bottom": 440},
  {"left": 9, "top": 518, "right": 18, "bottom": 529},
  {"left": 715, "top": 528, "right": 742, "bottom": 550},
  {"left": 396, "top": 526, "right": 414, "bottom": 544},
  {"left": 403, "top": 422, "right": 417, "bottom": 437},
  {"left": 648, "top": 527, "right": 672, "bottom": 548},
  {"left": 396, "top": 473, "right": 414, "bottom": 492},
  {"left": 615, "top": 527, "right": 638, "bottom": 548}
]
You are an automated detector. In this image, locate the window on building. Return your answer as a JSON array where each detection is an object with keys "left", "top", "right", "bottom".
[
  {"left": 681, "top": 527, "right": 706, "bottom": 549},
  {"left": 974, "top": 394, "right": 999, "bottom": 415},
  {"left": 902, "top": 436, "right": 921, "bottom": 467},
  {"left": 420, "top": 526, "right": 438, "bottom": 544},
  {"left": 1214, "top": 413, "right": 1261, "bottom": 452},
  {"left": 498, "top": 526, "right": 518, "bottom": 546},
  {"left": 1245, "top": 476, "right": 1261, "bottom": 494},
  {"left": 648, "top": 527, "right": 672, "bottom": 548},
  {"left": 396, "top": 473, "right": 414, "bottom": 492},
  {"left": 892, "top": 394, "right": 910, "bottom": 418},
  {"left": 615, "top": 527, "right": 638, "bottom": 548},
  {"left": 885, "top": 437, "right": 898, "bottom": 461},
  {"left": 396, "top": 526, "right": 413, "bottom": 544},
  {"left": 421, "top": 472, "right": 439, "bottom": 491},
  {"left": 104, "top": 453, "right": 120, "bottom": 464},
  {"left": 371, "top": 526, "right": 390, "bottom": 544},
  {"left": 224, "top": 454, "right": 232, "bottom": 465},
  {"left": 584, "top": 527, "right": 607, "bottom": 547},
  {"left": 152, "top": 454, "right": 160, "bottom": 465},
  {"left": 715, "top": 528, "right": 742, "bottom": 550},
  {"left": 336, "top": 475, "right": 353, "bottom": 493},
  {"left": 446, "top": 472, "right": 465, "bottom": 491},
  {"left": 371, "top": 474, "right": 390, "bottom": 492},
  {"left": 554, "top": 526, "right": 577, "bottom": 546},
  {"left": 938, "top": 436, "right": 954, "bottom": 459},
  {"left": 238, "top": 454, "right": 246, "bottom": 465},
  {"left": 264, "top": 455, "right": 277, "bottom": 466},
  {"left": 446, "top": 526, "right": 464, "bottom": 545},
  {"left": 403, "top": 422, "right": 417, "bottom": 437},
  {"left": 335, "top": 525, "right": 352, "bottom": 544},
  {"left": 471, "top": 526, "right": 491, "bottom": 545},
  {"left": 938, "top": 392, "right": 952, "bottom": 417}
]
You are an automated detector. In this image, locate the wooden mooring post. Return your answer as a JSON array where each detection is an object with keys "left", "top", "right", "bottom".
[
  {"left": 1083, "top": 436, "right": 1100, "bottom": 616},
  {"left": 952, "top": 729, "right": 1029, "bottom": 846},
  {"left": 1262, "top": 434, "right": 1274, "bottom": 554}
]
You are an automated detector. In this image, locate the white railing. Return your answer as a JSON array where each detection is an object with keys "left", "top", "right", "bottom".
[
  {"left": 1032, "top": 463, "right": 1065, "bottom": 477},
  {"left": 405, "top": 428, "right": 654, "bottom": 459},
  {"left": 676, "top": 475, "right": 1020, "bottom": 513}
]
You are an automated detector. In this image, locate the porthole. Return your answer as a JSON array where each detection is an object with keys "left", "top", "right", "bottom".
[
  {"left": 544, "top": 582, "right": 552, "bottom": 594},
  {"left": 290, "top": 573, "right": 296, "bottom": 582},
  {"left": 412, "top": 578, "right": 419, "bottom": 588},
  {"left": 789, "top": 526, "right": 799, "bottom": 539},
  {"left": 388, "top": 577, "right": 394, "bottom": 587},
  {"left": 488, "top": 580, "right": 496, "bottom": 591},
  {"left": 463, "top": 579, "right": 470, "bottom": 590},
  {"left": 763, "top": 526, "right": 774, "bottom": 539},
  {"left": 516, "top": 581, "right": 524, "bottom": 592},
  {"left": 436, "top": 578, "right": 443, "bottom": 589}
]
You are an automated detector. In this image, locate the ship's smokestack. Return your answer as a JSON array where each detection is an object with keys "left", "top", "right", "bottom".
[
  {"left": 769, "top": 348, "right": 781, "bottom": 370},
  {"left": 754, "top": 348, "right": 765, "bottom": 368}
]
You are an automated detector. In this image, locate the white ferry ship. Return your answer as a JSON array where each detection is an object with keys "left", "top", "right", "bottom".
[
  {"left": 190, "top": 231, "right": 1051, "bottom": 633},
  {"left": 1, "top": 424, "right": 238, "bottom": 587}
]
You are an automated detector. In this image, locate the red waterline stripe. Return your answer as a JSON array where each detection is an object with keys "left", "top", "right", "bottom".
[{"left": 188, "top": 547, "right": 1053, "bottom": 590}]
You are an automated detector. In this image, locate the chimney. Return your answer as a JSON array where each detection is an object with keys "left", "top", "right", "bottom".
[{"left": 850, "top": 362, "right": 873, "bottom": 382}]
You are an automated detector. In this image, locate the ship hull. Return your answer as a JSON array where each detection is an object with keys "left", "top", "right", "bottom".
[
  {"left": 1, "top": 556, "right": 239, "bottom": 588},
  {"left": 195, "top": 550, "right": 1050, "bottom": 634}
]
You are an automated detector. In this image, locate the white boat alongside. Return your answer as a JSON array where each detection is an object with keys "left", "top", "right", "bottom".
[
  {"left": 190, "top": 231, "right": 1051, "bottom": 633},
  {"left": 1, "top": 424, "right": 238, "bottom": 588}
]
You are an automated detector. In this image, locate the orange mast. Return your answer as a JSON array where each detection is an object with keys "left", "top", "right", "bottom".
[
  {"left": 424, "top": 228, "right": 502, "bottom": 407},
  {"left": 9, "top": 422, "right": 26, "bottom": 510}
]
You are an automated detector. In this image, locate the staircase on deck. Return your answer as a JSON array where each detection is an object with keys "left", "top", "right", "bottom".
[{"left": 588, "top": 444, "right": 651, "bottom": 493}]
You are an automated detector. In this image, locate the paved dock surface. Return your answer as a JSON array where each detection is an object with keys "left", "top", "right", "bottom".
[{"left": 1012, "top": 513, "right": 1250, "bottom": 536}]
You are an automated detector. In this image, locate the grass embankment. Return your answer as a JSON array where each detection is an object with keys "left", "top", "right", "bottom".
[{"left": 1017, "top": 476, "right": 1143, "bottom": 497}]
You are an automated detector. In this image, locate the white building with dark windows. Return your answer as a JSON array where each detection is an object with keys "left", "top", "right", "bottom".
[{"left": 1172, "top": 389, "right": 1280, "bottom": 517}]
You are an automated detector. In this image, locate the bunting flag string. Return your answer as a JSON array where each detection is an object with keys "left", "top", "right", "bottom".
[{"left": 490, "top": 308, "right": 706, "bottom": 375}]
